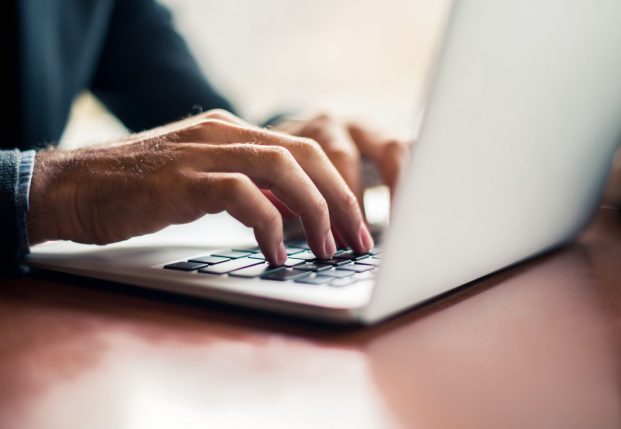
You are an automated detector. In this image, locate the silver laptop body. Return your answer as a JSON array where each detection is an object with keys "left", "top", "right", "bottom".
[{"left": 27, "top": 0, "right": 621, "bottom": 324}]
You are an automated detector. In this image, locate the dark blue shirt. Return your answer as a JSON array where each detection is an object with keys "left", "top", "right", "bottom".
[{"left": 0, "top": 0, "right": 234, "bottom": 270}]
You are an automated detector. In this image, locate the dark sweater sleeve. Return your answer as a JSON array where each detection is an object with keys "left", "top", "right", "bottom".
[
  {"left": 90, "top": 0, "right": 235, "bottom": 132},
  {"left": 0, "top": 150, "right": 20, "bottom": 272}
]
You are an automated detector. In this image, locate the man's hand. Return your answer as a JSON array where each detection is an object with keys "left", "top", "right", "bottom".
[
  {"left": 28, "top": 110, "right": 374, "bottom": 265},
  {"left": 276, "top": 113, "right": 411, "bottom": 214}
]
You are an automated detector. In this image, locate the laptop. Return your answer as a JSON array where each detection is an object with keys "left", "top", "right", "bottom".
[{"left": 26, "top": 0, "right": 621, "bottom": 324}]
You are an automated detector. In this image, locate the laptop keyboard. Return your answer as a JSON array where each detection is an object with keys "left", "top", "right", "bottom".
[{"left": 163, "top": 241, "right": 381, "bottom": 287}]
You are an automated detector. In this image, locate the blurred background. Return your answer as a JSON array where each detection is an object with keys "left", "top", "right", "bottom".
[{"left": 60, "top": 0, "right": 451, "bottom": 148}]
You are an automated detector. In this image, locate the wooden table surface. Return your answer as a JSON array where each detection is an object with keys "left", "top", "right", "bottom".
[{"left": 1, "top": 209, "right": 620, "bottom": 429}]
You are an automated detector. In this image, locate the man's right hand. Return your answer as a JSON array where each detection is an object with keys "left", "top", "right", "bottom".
[{"left": 27, "top": 110, "right": 374, "bottom": 266}]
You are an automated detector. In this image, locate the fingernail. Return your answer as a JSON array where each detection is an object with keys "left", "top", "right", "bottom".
[
  {"left": 358, "top": 225, "right": 374, "bottom": 252},
  {"left": 323, "top": 232, "right": 337, "bottom": 258},
  {"left": 277, "top": 242, "right": 287, "bottom": 265}
]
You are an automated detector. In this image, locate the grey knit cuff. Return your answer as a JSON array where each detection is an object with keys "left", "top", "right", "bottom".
[{"left": 16, "top": 150, "right": 36, "bottom": 259}]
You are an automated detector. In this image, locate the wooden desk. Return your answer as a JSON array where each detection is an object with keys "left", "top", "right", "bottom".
[{"left": 1, "top": 210, "right": 620, "bottom": 429}]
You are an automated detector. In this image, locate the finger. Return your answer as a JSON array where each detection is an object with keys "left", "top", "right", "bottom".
[
  {"left": 261, "top": 189, "right": 296, "bottom": 220},
  {"left": 183, "top": 143, "right": 336, "bottom": 259},
  {"left": 174, "top": 121, "right": 374, "bottom": 253},
  {"left": 282, "top": 139, "right": 374, "bottom": 254},
  {"left": 192, "top": 172, "right": 287, "bottom": 265},
  {"left": 347, "top": 121, "right": 410, "bottom": 197},
  {"left": 293, "top": 116, "right": 367, "bottom": 221}
]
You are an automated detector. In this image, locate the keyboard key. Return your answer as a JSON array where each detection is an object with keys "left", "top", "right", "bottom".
[
  {"left": 294, "top": 263, "right": 333, "bottom": 272},
  {"left": 314, "top": 258, "right": 352, "bottom": 267},
  {"left": 242, "top": 255, "right": 302, "bottom": 265},
  {"left": 295, "top": 276, "right": 333, "bottom": 285},
  {"left": 283, "top": 258, "right": 305, "bottom": 267},
  {"left": 210, "top": 250, "right": 253, "bottom": 259},
  {"left": 317, "top": 270, "right": 353, "bottom": 279},
  {"left": 288, "top": 251, "right": 317, "bottom": 261},
  {"left": 285, "top": 247, "right": 304, "bottom": 255},
  {"left": 334, "top": 251, "right": 370, "bottom": 261},
  {"left": 369, "top": 247, "right": 382, "bottom": 255},
  {"left": 355, "top": 259, "right": 380, "bottom": 267},
  {"left": 286, "top": 241, "right": 309, "bottom": 249},
  {"left": 164, "top": 261, "right": 206, "bottom": 271},
  {"left": 330, "top": 277, "right": 358, "bottom": 287},
  {"left": 198, "top": 258, "right": 262, "bottom": 274},
  {"left": 232, "top": 246, "right": 262, "bottom": 253},
  {"left": 333, "top": 251, "right": 354, "bottom": 260},
  {"left": 261, "top": 269, "right": 310, "bottom": 281},
  {"left": 188, "top": 255, "right": 230, "bottom": 265},
  {"left": 229, "top": 264, "right": 284, "bottom": 278},
  {"left": 248, "top": 252, "right": 266, "bottom": 260},
  {"left": 336, "top": 264, "right": 374, "bottom": 273}
]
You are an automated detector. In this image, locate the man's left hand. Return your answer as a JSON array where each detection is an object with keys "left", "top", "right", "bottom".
[{"left": 276, "top": 113, "right": 411, "bottom": 217}]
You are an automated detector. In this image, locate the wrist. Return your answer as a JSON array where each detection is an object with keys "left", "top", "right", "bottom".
[{"left": 27, "top": 150, "right": 64, "bottom": 244}]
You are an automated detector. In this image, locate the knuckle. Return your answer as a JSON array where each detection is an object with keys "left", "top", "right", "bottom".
[
  {"left": 203, "top": 173, "right": 246, "bottom": 200},
  {"left": 295, "top": 137, "right": 323, "bottom": 157},
  {"left": 206, "top": 108, "right": 230, "bottom": 117},
  {"left": 196, "top": 118, "right": 218, "bottom": 129},
  {"left": 195, "top": 110, "right": 212, "bottom": 120},
  {"left": 384, "top": 139, "right": 408, "bottom": 155},
  {"left": 343, "top": 191, "right": 359, "bottom": 212},
  {"left": 204, "top": 108, "right": 237, "bottom": 121},
  {"left": 196, "top": 118, "right": 227, "bottom": 131},
  {"left": 325, "top": 147, "right": 357, "bottom": 163},
  {"left": 301, "top": 113, "right": 338, "bottom": 135},
  {"left": 224, "top": 172, "right": 252, "bottom": 193},
  {"left": 307, "top": 111, "right": 335, "bottom": 123},
  {"left": 265, "top": 145, "right": 294, "bottom": 164},
  {"left": 264, "top": 144, "right": 287, "bottom": 159},
  {"left": 314, "top": 195, "right": 330, "bottom": 219}
]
